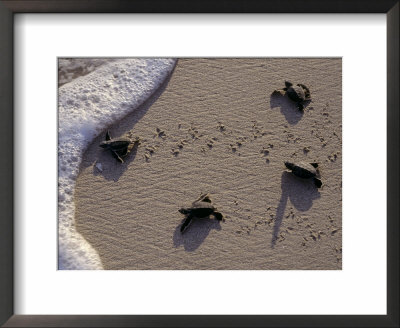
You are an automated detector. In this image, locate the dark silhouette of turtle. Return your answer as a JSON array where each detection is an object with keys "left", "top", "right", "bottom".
[
  {"left": 99, "top": 130, "right": 139, "bottom": 163},
  {"left": 273, "top": 81, "right": 311, "bottom": 110},
  {"left": 179, "top": 194, "right": 224, "bottom": 233},
  {"left": 284, "top": 161, "right": 322, "bottom": 188}
]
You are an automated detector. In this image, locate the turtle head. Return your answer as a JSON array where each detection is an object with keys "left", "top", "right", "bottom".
[
  {"left": 313, "top": 178, "right": 322, "bottom": 188},
  {"left": 285, "top": 81, "right": 293, "bottom": 88},
  {"left": 179, "top": 208, "right": 189, "bottom": 215},
  {"left": 214, "top": 212, "right": 224, "bottom": 221},
  {"left": 284, "top": 161, "right": 295, "bottom": 170}
]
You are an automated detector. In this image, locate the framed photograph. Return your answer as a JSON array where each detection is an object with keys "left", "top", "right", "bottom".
[{"left": 1, "top": 1, "right": 398, "bottom": 327}]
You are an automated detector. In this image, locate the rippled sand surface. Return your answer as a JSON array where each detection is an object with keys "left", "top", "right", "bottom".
[{"left": 74, "top": 58, "right": 342, "bottom": 270}]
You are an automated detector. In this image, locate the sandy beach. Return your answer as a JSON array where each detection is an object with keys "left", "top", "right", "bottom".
[{"left": 72, "top": 58, "right": 342, "bottom": 270}]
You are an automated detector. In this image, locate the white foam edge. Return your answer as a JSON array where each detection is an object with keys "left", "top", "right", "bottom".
[{"left": 58, "top": 58, "right": 176, "bottom": 270}]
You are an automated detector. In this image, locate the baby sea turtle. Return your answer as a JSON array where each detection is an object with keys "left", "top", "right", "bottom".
[
  {"left": 178, "top": 193, "right": 224, "bottom": 233},
  {"left": 99, "top": 130, "right": 139, "bottom": 163},
  {"left": 273, "top": 81, "right": 311, "bottom": 110},
  {"left": 285, "top": 161, "right": 322, "bottom": 188}
]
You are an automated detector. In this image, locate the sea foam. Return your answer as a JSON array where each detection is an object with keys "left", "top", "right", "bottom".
[{"left": 58, "top": 58, "right": 176, "bottom": 270}]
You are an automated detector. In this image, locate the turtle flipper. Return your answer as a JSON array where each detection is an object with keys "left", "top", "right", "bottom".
[
  {"left": 297, "top": 83, "right": 311, "bottom": 99},
  {"left": 310, "top": 163, "right": 319, "bottom": 168},
  {"left": 272, "top": 89, "right": 285, "bottom": 96},
  {"left": 111, "top": 147, "right": 129, "bottom": 163},
  {"left": 116, "top": 147, "right": 129, "bottom": 157},
  {"left": 197, "top": 193, "right": 211, "bottom": 203},
  {"left": 180, "top": 215, "right": 193, "bottom": 233},
  {"left": 111, "top": 150, "right": 124, "bottom": 163},
  {"left": 313, "top": 177, "right": 322, "bottom": 188},
  {"left": 285, "top": 81, "right": 293, "bottom": 88},
  {"left": 297, "top": 103, "right": 304, "bottom": 111},
  {"left": 106, "top": 130, "right": 111, "bottom": 141}
]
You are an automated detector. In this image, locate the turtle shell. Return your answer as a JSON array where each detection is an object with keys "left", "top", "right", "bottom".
[
  {"left": 286, "top": 85, "right": 307, "bottom": 103},
  {"left": 99, "top": 138, "right": 131, "bottom": 151},
  {"left": 288, "top": 162, "right": 317, "bottom": 179},
  {"left": 189, "top": 201, "right": 216, "bottom": 218}
]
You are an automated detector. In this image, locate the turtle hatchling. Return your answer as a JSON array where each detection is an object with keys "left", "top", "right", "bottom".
[
  {"left": 273, "top": 81, "right": 311, "bottom": 110},
  {"left": 285, "top": 161, "right": 322, "bottom": 188},
  {"left": 99, "top": 130, "right": 139, "bottom": 163},
  {"left": 179, "top": 193, "right": 224, "bottom": 233}
]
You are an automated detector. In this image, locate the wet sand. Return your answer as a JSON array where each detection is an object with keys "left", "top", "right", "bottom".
[{"left": 74, "top": 58, "right": 342, "bottom": 270}]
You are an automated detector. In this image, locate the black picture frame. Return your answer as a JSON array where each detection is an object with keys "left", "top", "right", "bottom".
[{"left": 0, "top": 1, "right": 398, "bottom": 327}]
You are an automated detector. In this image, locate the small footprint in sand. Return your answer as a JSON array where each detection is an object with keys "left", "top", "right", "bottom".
[
  {"left": 146, "top": 146, "right": 156, "bottom": 154},
  {"left": 229, "top": 144, "right": 241, "bottom": 154},
  {"left": 311, "top": 129, "right": 327, "bottom": 147},
  {"left": 236, "top": 225, "right": 252, "bottom": 235},
  {"left": 229, "top": 137, "right": 247, "bottom": 154},
  {"left": 327, "top": 151, "right": 340, "bottom": 162},
  {"left": 260, "top": 146, "right": 271, "bottom": 163},
  {"left": 187, "top": 123, "right": 204, "bottom": 140},
  {"left": 333, "top": 130, "right": 342, "bottom": 143},
  {"left": 326, "top": 215, "right": 340, "bottom": 236},
  {"left": 171, "top": 149, "right": 180, "bottom": 156},
  {"left": 331, "top": 228, "right": 339, "bottom": 236},
  {"left": 143, "top": 145, "right": 157, "bottom": 162},
  {"left": 205, "top": 137, "right": 219, "bottom": 150},
  {"left": 308, "top": 230, "right": 325, "bottom": 241},
  {"left": 271, "top": 231, "right": 286, "bottom": 243},
  {"left": 206, "top": 139, "right": 215, "bottom": 149},
  {"left": 334, "top": 246, "right": 342, "bottom": 263},
  {"left": 155, "top": 127, "right": 166, "bottom": 139},
  {"left": 260, "top": 144, "right": 274, "bottom": 163},
  {"left": 171, "top": 139, "right": 189, "bottom": 157},
  {"left": 217, "top": 122, "right": 226, "bottom": 132},
  {"left": 251, "top": 121, "right": 269, "bottom": 140}
]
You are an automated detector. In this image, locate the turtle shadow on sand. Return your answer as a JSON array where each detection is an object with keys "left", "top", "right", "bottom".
[
  {"left": 92, "top": 141, "right": 140, "bottom": 181},
  {"left": 79, "top": 71, "right": 174, "bottom": 182},
  {"left": 270, "top": 93, "right": 310, "bottom": 125},
  {"left": 173, "top": 217, "right": 222, "bottom": 252},
  {"left": 271, "top": 171, "right": 321, "bottom": 248}
]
